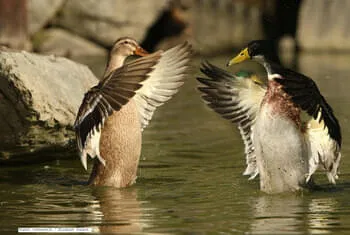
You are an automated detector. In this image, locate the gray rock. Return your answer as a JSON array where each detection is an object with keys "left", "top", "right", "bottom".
[
  {"left": 33, "top": 28, "right": 108, "bottom": 76},
  {"left": 190, "top": 0, "right": 263, "bottom": 55},
  {"left": 55, "top": 0, "right": 168, "bottom": 46},
  {"left": 297, "top": 0, "right": 350, "bottom": 51},
  {"left": 0, "top": 50, "right": 97, "bottom": 153},
  {"left": 28, "top": 0, "right": 65, "bottom": 35},
  {"left": 34, "top": 28, "right": 107, "bottom": 58}
]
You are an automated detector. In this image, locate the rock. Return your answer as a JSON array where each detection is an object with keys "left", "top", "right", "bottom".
[
  {"left": 32, "top": 28, "right": 108, "bottom": 76},
  {"left": 189, "top": 0, "right": 263, "bottom": 55},
  {"left": 0, "top": 0, "right": 32, "bottom": 50},
  {"left": 0, "top": 50, "right": 97, "bottom": 157},
  {"left": 55, "top": 0, "right": 168, "bottom": 46},
  {"left": 297, "top": 0, "right": 350, "bottom": 51},
  {"left": 28, "top": 0, "right": 65, "bottom": 35},
  {"left": 33, "top": 28, "right": 107, "bottom": 58}
]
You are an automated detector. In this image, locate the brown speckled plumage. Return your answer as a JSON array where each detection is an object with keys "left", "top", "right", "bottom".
[{"left": 263, "top": 80, "right": 301, "bottom": 129}]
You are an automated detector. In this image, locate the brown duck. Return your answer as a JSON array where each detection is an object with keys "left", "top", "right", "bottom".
[{"left": 74, "top": 37, "right": 192, "bottom": 188}]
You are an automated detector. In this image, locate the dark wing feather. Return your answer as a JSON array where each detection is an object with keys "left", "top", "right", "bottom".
[
  {"left": 197, "top": 61, "right": 266, "bottom": 179},
  {"left": 74, "top": 53, "right": 161, "bottom": 152},
  {"left": 74, "top": 88, "right": 112, "bottom": 152},
  {"left": 274, "top": 69, "right": 342, "bottom": 148}
]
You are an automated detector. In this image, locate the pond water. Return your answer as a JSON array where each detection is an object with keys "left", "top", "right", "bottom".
[{"left": 1, "top": 54, "right": 350, "bottom": 234}]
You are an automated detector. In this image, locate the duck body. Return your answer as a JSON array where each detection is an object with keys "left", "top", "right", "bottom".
[
  {"left": 198, "top": 40, "right": 341, "bottom": 194},
  {"left": 89, "top": 100, "right": 141, "bottom": 187},
  {"left": 254, "top": 81, "right": 308, "bottom": 193},
  {"left": 74, "top": 37, "right": 192, "bottom": 188},
  {"left": 229, "top": 41, "right": 341, "bottom": 194}
]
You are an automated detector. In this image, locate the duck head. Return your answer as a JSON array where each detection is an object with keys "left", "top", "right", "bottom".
[
  {"left": 227, "top": 40, "right": 278, "bottom": 66},
  {"left": 104, "top": 37, "right": 149, "bottom": 77}
]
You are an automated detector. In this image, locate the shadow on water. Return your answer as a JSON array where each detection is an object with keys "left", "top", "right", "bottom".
[{"left": 1, "top": 53, "right": 350, "bottom": 234}]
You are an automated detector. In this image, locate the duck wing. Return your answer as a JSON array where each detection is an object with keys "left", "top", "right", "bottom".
[
  {"left": 274, "top": 69, "right": 342, "bottom": 183},
  {"left": 74, "top": 53, "right": 161, "bottom": 170},
  {"left": 305, "top": 112, "right": 341, "bottom": 184},
  {"left": 197, "top": 61, "right": 266, "bottom": 179},
  {"left": 133, "top": 42, "right": 192, "bottom": 130}
]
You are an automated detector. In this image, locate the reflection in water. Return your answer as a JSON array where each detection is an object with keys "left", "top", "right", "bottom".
[
  {"left": 92, "top": 187, "right": 146, "bottom": 234},
  {"left": 0, "top": 182, "right": 149, "bottom": 233},
  {"left": 251, "top": 194, "right": 340, "bottom": 235},
  {"left": 308, "top": 197, "right": 339, "bottom": 234},
  {"left": 251, "top": 195, "right": 304, "bottom": 234},
  {"left": 0, "top": 183, "right": 102, "bottom": 230},
  {"left": 0, "top": 162, "right": 151, "bottom": 233}
]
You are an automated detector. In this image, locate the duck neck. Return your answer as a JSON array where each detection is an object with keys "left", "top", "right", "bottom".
[
  {"left": 103, "top": 54, "right": 127, "bottom": 78},
  {"left": 262, "top": 60, "right": 273, "bottom": 76},
  {"left": 254, "top": 55, "right": 281, "bottom": 81}
]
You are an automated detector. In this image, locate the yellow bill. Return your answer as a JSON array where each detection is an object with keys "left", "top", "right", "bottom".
[{"left": 227, "top": 47, "right": 250, "bottom": 66}]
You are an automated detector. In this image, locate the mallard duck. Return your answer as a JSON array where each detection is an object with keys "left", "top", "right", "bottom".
[
  {"left": 74, "top": 37, "right": 192, "bottom": 188},
  {"left": 197, "top": 40, "right": 341, "bottom": 194}
]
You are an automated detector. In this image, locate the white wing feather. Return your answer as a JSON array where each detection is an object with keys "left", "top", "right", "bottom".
[
  {"left": 305, "top": 111, "right": 341, "bottom": 184},
  {"left": 134, "top": 42, "right": 192, "bottom": 130}
]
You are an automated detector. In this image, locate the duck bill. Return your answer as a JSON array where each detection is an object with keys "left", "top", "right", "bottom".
[
  {"left": 227, "top": 48, "right": 250, "bottom": 66},
  {"left": 134, "top": 46, "right": 149, "bottom": 57}
]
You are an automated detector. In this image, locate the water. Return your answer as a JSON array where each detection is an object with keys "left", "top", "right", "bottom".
[{"left": 1, "top": 54, "right": 350, "bottom": 234}]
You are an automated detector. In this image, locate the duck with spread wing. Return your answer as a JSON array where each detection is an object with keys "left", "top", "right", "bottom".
[
  {"left": 197, "top": 40, "right": 342, "bottom": 194},
  {"left": 74, "top": 37, "right": 192, "bottom": 188}
]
